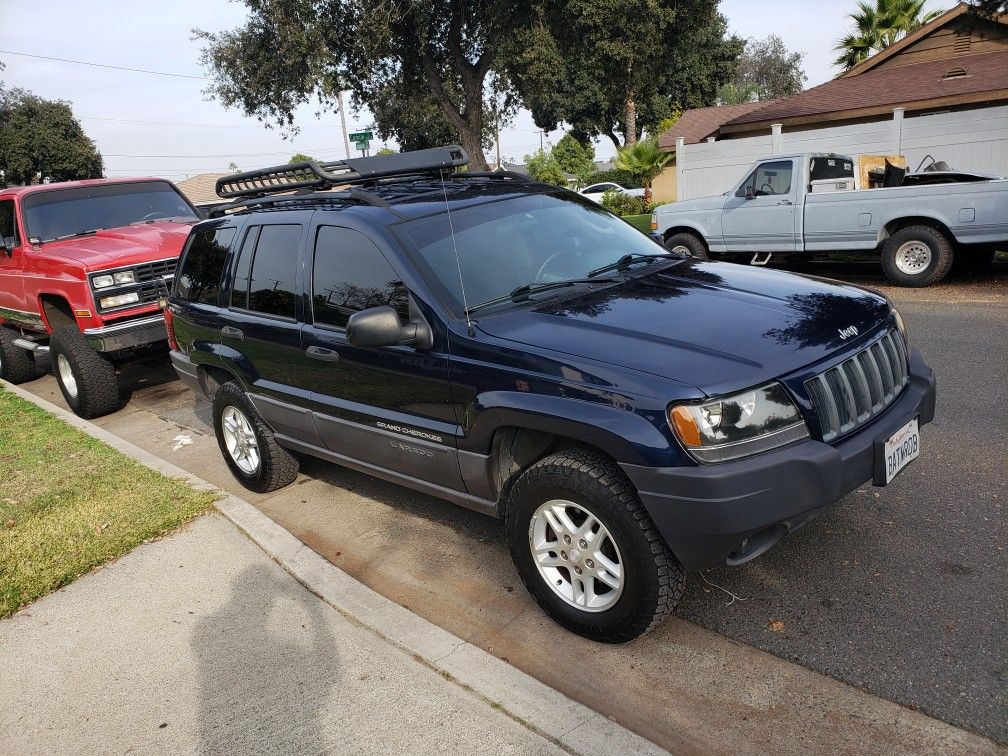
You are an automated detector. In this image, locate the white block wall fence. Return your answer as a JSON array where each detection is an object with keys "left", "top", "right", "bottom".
[{"left": 673, "top": 105, "right": 1008, "bottom": 201}]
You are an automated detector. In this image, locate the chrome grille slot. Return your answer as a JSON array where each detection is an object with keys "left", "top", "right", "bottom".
[{"left": 805, "top": 328, "right": 909, "bottom": 442}]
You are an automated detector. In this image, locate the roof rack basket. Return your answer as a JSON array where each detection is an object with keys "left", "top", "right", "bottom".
[{"left": 215, "top": 145, "right": 470, "bottom": 200}]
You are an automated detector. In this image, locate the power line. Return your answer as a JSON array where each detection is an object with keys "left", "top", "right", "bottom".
[
  {"left": 81, "top": 115, "right": 347, "bottom": 129},
  {"left": 104, "top": 148, "right": 343, "bottom": 159},
  {"left": 0, "top": 49, "right": 208, "bottom": 80}
]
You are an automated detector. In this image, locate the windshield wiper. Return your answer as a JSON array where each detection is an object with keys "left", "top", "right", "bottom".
[
  {"left": 466, "top": 277, "right": 619, "bottom": 316},
  {"left": 588, "top": 253, "right": 681, "bottom": 278},
  {"left": 50, "top": 229, "right": 101, "bottom": 242}
]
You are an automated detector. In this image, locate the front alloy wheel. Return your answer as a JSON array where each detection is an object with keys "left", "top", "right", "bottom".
[
  {"left": 529, "top": 499, "right": 624, "bottom": 612},
  {"left": 507, "top": 448, "right": 684, "bottom": 643}
]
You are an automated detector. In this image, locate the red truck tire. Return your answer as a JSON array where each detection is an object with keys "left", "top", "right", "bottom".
[
  {"left": 49, "top": 327, "right": 123, "bottom": 418},
  {"left": 0, "top": 326, "right": 41, "bottom": 384}
]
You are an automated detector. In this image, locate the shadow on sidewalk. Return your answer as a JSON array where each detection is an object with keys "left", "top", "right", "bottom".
[{"left": 191, "top": 564, "right": 338, "bottom": 753}]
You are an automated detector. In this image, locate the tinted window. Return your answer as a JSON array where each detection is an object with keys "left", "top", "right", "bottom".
[
  {"left": 0, "top": 201, "right": 17, "bottom": 246},
  {"left": 22, "top": 181, "right": 197, "bottom": 242},
  {"left": 247, "top": 224, "right": 301, "bottom": 319},
  {"left": 312, "top": 226, "right": 408, "bottom": 329},
  {"left": 175, "top": 228, "right": 236, "bottom": 304},
  {"left": 737, "top": 161, "right": 793, "bottom": 197},
  {"left": 230, "top": 226, "right": 259, "bottom": 310}
]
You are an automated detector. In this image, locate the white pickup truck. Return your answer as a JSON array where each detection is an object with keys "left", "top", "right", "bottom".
[{"left": 650, "top": 152, "right": 1008, "bottom": 286}]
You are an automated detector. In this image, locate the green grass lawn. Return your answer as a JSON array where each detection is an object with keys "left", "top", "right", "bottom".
[
  {"left": 622, "top": 214, "right": 652, "bottom": 234},
  {"left": 0, "top": 388, "right": 217, "bottom": 617}
]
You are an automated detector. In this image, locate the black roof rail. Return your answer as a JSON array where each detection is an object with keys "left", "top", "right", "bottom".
[
  {"left": 206, "top": 188, "right": 400, "bottom": 219},
  {"left": 214, "top": 145, "right": 469, "bottom": 200}
]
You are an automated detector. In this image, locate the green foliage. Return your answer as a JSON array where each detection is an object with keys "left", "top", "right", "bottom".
[
  {"left": 645, "top": 199, "right": 673, "bottom": 213},
  {"left": 0, "top": 86, "right": 103, "bottom": 185},
  {"left": 601, "top": 189, "right": 644, "bottom": 217},
  {"left": 290, "top": 152, "right": 315, "bottom": 163},
  {"left": 615, "top": 138, "right": 674, "bottom": 203},
  {"left": 834, "top": 0, "right": 943, "bottom": 69},
  {"left": 507, "top": 0, "right": 742, "bottom": 148},
  {"left": 525, "top": 148, "right": 567, "bottom": 186},
  {"left": 732, "top": 35, "right": 806, "bottom": 101},
  {"left": 585, "top": 168, "right": 642, "bottom": 189},
  {"left": 717, "top": 82, "right": 758, "bottom": 105},
  {"left": 650, "top": 111, "right": 682, "bottom": 140},
  {"left": 195, "top": 1, "right": 539, "bottom": 170},
  {"left": 551, "top": 133, "right": 595, "bottom": 185},
  {"left": 376, "top": 147, "right": 397, "bottom": 155}
]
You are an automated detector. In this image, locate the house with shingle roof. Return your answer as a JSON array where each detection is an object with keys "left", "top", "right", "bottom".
[{"left": 653, "top": 3, "right": 1008, "bottom": 201}]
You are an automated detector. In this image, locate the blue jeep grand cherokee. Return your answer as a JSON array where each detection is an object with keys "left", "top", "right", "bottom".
[{"left": 167, "top": 147, "right": 935, "bottom": 642}]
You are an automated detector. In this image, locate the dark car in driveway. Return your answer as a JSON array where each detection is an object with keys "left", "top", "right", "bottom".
[{"left": 166, "top": 147, "right": 936, "bottom": 642}]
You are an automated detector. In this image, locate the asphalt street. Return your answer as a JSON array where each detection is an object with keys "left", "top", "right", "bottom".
[{"left": 17, "top": 258, "right": 1007, "bottom": 746}]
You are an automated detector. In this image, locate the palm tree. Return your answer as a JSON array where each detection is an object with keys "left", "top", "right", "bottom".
[
  {"left": 717, "top": 82, "right": 758, "bottom": 106},
  {"left": 834, "top": 0, "right": 944, "bottom": 70},
  {"left": 615, "top": 138, "right": 674, "bottom": 205}
]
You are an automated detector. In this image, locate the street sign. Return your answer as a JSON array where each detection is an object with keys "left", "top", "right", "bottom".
[{"left": 349, "top": 130, "right": 373, "bottom": 156}]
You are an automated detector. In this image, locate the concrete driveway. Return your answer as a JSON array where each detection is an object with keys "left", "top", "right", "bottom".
[{"left": 16, "top": 262, "right": 1007, "bottom": 750}]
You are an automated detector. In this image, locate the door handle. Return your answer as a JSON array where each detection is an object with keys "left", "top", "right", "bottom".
[
  {"left": 306, "top": 345, "right": 340, "bottom": 362},
  {"left": 777, "top": 199, "right": 793, "bottom": 205},
  {"left": 220, "top": 326, "right": 244, "bottom": 340}
]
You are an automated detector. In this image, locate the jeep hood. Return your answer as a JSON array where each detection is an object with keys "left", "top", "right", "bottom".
[
  {"left": 475, "top": 261, "right": 891, "bottom": 396},
  {"left": 35, "top": 221, "right": 196, "bottom": 269}
]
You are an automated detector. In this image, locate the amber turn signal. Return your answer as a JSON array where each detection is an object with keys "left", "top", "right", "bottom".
[{"left": 668, "top": 405, "right": 701, "bottom": 447}]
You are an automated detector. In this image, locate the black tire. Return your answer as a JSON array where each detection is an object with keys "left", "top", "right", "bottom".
[
  {"left": 881, "top": 225, "right": 954, "bottom": 287},
  {"left": 212, "top": 381, "right": 299, "bottom": 493},
  {"left": 49, "top": 326, "right": 123, "bottom": 418},
  {"left": 664, "top": 231, "right": 708, "bottom": 260},
  {"left": 0, "top": 326, "right": 40, "bottom": 384},
  {"left": 505, "top": 448, "right": 684, "bottom": 643}
]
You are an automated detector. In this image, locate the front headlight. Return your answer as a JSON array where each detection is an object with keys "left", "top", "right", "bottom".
[
  {"left": 99, "top": 292, "right": 140, "bottom": 309},
  {"left": 92, "top": 274, "right": 114, "bottom": 289},
  {"left": 668, "top": 382, "right": 809, "bottom": 463},
  {"left": 113, "top": 270, "right": 136, "bottom": 285},
  {"left": 892, "top": 307, "right": 910, "bottom": 352}
]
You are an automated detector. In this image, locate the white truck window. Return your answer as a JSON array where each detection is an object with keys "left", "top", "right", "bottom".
[{"left": 737, "top": 161, "right": 793, "bottom": 197}]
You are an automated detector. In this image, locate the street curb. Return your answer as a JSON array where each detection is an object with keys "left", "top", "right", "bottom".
[{"left": 2, "top": 380, "right": 667, "bottom": 756}]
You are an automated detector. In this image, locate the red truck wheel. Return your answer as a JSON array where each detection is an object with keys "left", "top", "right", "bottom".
[
  {"left": 49, "top": 327, "right": 123, "bottom": 418},
  {"left": 0, "top": 326, "right": 40, "bottom": 384}
]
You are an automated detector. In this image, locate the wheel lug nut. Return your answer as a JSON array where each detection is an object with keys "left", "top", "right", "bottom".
[
  {"left": 560, "top": 551, "right": 567, "bottom": 560},
  {"left": 579, "top": 539, "right": 587, "bottom": 549},
  {"left": 586, "top": 559, "right": 594, "bottom": 569},
  {"left": 563, "top": 535, "right": 571, "bottom": 544},
  {"left": 574, "top": 566, "right": 582, "bottom": 574}
]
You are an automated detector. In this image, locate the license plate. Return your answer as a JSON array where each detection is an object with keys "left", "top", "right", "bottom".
[{"left": 882, "top": 418, "right": 920, "bottom": 484}]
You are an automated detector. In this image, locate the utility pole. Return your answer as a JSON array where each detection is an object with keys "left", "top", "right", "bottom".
[
  {"left": 337, "top": 90, "right": 351, "bottom": 159},
  {"left": 495, "top": 116, "right": 501, "bottom": 170},
  {"left": 539, "top": 129, "right": 545, "bottom": 151}
]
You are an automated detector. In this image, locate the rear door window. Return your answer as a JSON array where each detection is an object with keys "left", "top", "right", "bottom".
[
  {"left": 175, "top": 227, "right": 236, "bottom": 304},
  {"left": 237, "top": 224, "right": 302, "bottom": 319},
  {"left": 311, "top": 226, "right": 408, "bottom": 329}
]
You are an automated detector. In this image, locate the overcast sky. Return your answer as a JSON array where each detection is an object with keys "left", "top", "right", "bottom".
[{"left": 0, "top": 0, "right": 943, "bottom": 181}]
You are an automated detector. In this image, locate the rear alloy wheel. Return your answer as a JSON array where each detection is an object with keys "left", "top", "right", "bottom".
[
  {"left": 664, "top": 232, "right": 708, "bottom": 260},
  {"left": 0, "top": 326, "right": 40, "bottom": 384},
  {"left": 49, "top": 326, "right": 123, "bottom": 418},
  {"left": 506, "top": 448, "right": 684, "bottom": 643},
  {"left": 212, "top": 381, "right": 299, "bottom": 493},
  {"left": 881, "top": 225, "right": 953, "bottom": 287}
]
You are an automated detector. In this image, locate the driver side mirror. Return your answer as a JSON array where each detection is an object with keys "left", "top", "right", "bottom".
[
  {"left": 744, "top": 185, "right": 755, "bottom": 200},
  {"left": 346, "top": 306, "right": 433, "bottom": 351},
  {"left": 0, "top": 236, "right": 15, "bottom": 256}
]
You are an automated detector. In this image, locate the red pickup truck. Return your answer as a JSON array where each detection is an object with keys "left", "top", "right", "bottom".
[{"left": 0, "top": 178, "right": 199, "bottom": 417}]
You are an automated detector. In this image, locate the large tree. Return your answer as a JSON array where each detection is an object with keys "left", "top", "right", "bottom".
[
  {"left": 197, "top": 1, "right": 536, "bottom": 170},
  {"left": 508, "top": 0, "right": 742, "bottom": 148},
  {"left": 834, "top": 0, "right": 943, "bottom": 70},
  {"left": 732, "top": 35, "right": 806, "bottom": 101},
  {"left": 0, "top": 86, "right": 103, "bottom": 185}
]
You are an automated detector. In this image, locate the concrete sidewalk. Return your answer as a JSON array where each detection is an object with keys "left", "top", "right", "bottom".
[{"left": 0, "top": 512, "right": 575, "bottom": 755}]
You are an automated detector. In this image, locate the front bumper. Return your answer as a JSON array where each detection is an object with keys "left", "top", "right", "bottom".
[
  {"left": 83, "top": 313, "right": 167, "bottom": 352},
  {"left": 619, "top": 350, "right": 936, "bottom": 570}
]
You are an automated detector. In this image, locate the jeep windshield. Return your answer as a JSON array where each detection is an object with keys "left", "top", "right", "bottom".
[
  {"left": 23, "top": 181, "right": 198, "bottom": 243},
  {"left": 398, "top": 192, "right": 672, "bottom": 315}
]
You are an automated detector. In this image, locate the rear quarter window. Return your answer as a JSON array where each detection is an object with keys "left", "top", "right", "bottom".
[{"left": 175, "top": 227, "right": 236, "bottom": 305}]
